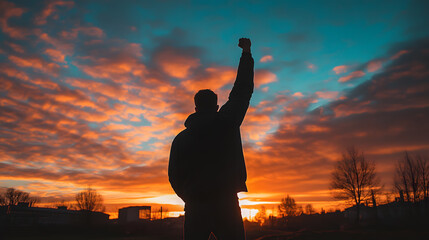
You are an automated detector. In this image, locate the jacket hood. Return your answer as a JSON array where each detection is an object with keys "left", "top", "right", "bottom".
[{"left": 184, "top": 112, "right": 218, "bottom": 130}]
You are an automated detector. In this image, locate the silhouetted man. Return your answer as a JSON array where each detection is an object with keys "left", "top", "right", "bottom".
[{"left": 169, "top": 38, "right": 253, "bottom": 240}]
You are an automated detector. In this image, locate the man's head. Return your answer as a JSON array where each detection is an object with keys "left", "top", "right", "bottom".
[{"left": 194, "top": 89, "right": 219, "bottom": 113}]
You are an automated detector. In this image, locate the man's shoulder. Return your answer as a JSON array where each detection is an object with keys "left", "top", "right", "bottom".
[{"left": 173, "top": 129, "right": 189, "bottom": 143}]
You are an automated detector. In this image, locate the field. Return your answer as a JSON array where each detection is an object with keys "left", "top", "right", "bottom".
[{"left": 3, "top": 225, "right": 429, "bottom": 240}]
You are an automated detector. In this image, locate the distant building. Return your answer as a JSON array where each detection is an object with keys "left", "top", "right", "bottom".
[
  {"left": 0, "top": 203, "right": 110, "bottom": 226},
  {"left": 118, "top": 206, "right": 151, "bottom": 223}
]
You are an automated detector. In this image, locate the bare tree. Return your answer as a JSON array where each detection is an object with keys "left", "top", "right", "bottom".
[
  {"left": 395, "top": 154, "right": 412, "bottom": 202},
  {"left": 27, "top": 196, "right": 40, "bottom": 207},
  {"left": 416, "top": 154, "right": 429, "bottom": 200},
  {"left": 75, "top": 188, "right": 105, "bottom": 212},
  {"left": 255, "top": 205, "right": 267, "bottom": 225},
  {"left": 0, "top": 188, "right": 39, "bottom": 207},
  {"left": 304, "top": 204, "right": 315, "bottom": 215},
  {"left": 330, "top": 146, "right": 379, "bottom": 223},
  {"left": 278, "top": 195, "right": 297, "bottom": 217},
  {"left": 395, "top": 152, "right": 429, "bottom": 202}
]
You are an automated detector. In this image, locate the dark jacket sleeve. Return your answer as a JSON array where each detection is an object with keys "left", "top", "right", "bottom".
[
  {"left": 219, "top": 52, "right": 254, "bottom": 126},
  {"left": 168, "top": 136, "right": 186, "bottom": 201}
]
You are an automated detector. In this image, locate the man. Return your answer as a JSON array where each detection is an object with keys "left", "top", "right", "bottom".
[{"left": 169, "top": 38, "right": 253, "bottom": 240}]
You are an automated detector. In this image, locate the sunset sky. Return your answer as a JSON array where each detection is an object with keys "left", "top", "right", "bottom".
[{"left": 1, "top": 0, "right": 429, "bottom": 219}]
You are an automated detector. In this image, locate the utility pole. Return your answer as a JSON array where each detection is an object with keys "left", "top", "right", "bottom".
[{"left": 371, "top": 189, "right": 377, "bottom": 207}]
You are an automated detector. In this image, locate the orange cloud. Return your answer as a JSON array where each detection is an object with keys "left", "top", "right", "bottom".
[
  {"left": 73, "top": 40, "right": 145, "bottom": 82},
  {"left": 367, "top": 60, "right": 382, "bottom": 72},
  {"left": 76, "top": 26, "right": 105, "bottom": 38},
  {"left": 31, "top": 78, "right": 59, "bottom": 90},
  {"left": 332, "top": 65, "right": 348, "bottom": 74},
  {"left": 293, "top": 92, "right": 304, "bottom": 98},
  {"left": 259, "top": 55, "right": 273, "bottom": 63},
  {"left": 303, "top": 125, "right": 330, "bottom": 133},
  {"left": 51, "top": 89, "right": 100, "bottom": 110},
  {"left": 338, "top": 70, "right": 365, "bottom": 82},
  {"left": 391, "top": 50, "right": 409, "bottom": 60},
  {"left": 75, "top": 61, "right": 146, "bottom": 82},
  {"left": 155, "top": 47, "right": 200, "bottom": 78},
  {"left": 38, "top": 32, "right": 74, "bottom": 54},
  {"left": 8, "top": 55, "right": 61, "bottom": 77},
  {"left": 58, "top": 26, "right": 104, "bottom": 41},
  {"left": 66, "top": 78, "right": 127, "bottom": 101},
  {"left": 181, "top": 66, "right": 235, "bottom": 92},
  {"left": 44, "top": 49, "right": 67, "bottom": 63},
  {"left": 59, "top": 30, "right": 78, "bottom": 40},
  {"left": 65, "top": 77, "right": 188, "bottom": 152},
  {"left": 66, "top": 79, "right": 178, "bottom": 130},
  {"left": 6, "top": 42, "right": 25, "bottom": 53},
  {"left": 315, "top": 91, "right": 339, "bottom": 99},
  {"left": 0, "top": 64, "right": 29, "bottom": 80},
  {"left": 254, "top": 69, "right": 277, "bottom": 88},
  {"left": 34, "top": 0, "right": 74, "bottom": 25},
  {"left": 0, "top": 1, "right": 28, "bottom": 39},
  {"left": 242, "top": 107, "right": 276, "bottom": 142}
]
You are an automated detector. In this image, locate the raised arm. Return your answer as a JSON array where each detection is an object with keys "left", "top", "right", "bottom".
[{"left": 219, "top": 38, "right": 254, "bottom": 126}]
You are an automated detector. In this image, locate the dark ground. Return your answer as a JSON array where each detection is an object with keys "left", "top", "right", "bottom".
[
  {"left": 2, "top": 226, "right": 429, "bottom": 240},
  {"left": 254, "top": 229, "right": 429, "bottom": 240}
]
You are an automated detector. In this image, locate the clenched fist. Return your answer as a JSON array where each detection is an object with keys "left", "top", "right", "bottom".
[{"left": 238, "top": 38, "right": 251, "bottom": 53}]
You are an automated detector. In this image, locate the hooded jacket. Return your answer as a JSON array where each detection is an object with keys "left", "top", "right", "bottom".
[{"left": 169, "top": 52, "right": 254, "bottom": 202}]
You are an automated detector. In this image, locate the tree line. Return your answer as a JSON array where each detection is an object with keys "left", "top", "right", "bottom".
[
  {"left": 330, "top": 147, "right": 428, "bottom": 206},
  {"left": 0, "top": 187, "right": 105, "bottom": 212},
  {"left": 394, "top": 151, "right": 429, "bottom": 202},
  {"left": 277, "top": 195, "right": 316, "bottom": 217},
  {"left": 273, "top": 146, "right": 429, "bottom": 224},
  {"left": 0, "top": 188, "right": 40, "bottom": 207}
]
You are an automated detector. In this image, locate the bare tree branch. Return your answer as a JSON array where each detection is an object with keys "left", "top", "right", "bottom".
[
  {"left": 0, "top": 188, "right": 39, "bottom": 207},
  {"left": 75, "top": 187, "right": 105, "bottom": 212},
  {"left": 395, "top": 152, "right": 429, "bottom": 202},
  {"left": 278, "top": 195, "right": 297, "bottom": 217},
  {"left": 330, "top": 146, "right": 379, "bottom": 223}
]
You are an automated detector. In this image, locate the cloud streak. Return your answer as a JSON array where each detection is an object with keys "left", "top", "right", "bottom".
[{"left": 338, "top": 70, "right": 365, "bottom": 83}]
